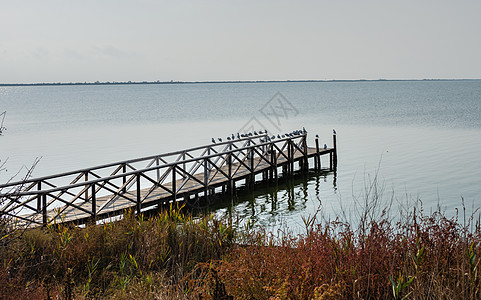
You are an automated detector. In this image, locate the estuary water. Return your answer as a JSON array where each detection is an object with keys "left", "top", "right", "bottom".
[{"left": 1, "top": 81, "right": 480, "bottom": 231}]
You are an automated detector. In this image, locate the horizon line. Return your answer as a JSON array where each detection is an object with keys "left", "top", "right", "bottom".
[{"left": 1, "top": 78, "right": 480, "bottom": 87}]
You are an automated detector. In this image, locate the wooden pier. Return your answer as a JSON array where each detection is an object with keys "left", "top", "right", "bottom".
[{"left": 0, "top": 131, "right": 337, "bottom": 227}]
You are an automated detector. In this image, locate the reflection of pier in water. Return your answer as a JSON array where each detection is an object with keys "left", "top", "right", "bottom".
[
  {"left": 215, "top": 166, "right": 337, "bottom": 222},
  {"left": 1, "top": 130, "right": 337, "bottom": 227},
  {"left": 0, "top": 111, "right": 6, "bottom": 135}
]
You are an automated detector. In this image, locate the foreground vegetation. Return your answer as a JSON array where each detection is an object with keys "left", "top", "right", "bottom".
[{"left": 1, "top": 201, "right": 481, "bottom": 299}]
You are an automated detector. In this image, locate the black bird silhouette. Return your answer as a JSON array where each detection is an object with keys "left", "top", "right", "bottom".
[
  {"left": 218, "top": 138, "right": 222, "bottom": 142},
  {"left": 212, "top": 138, "right": 216, "bottom": 143},
  {"left": 333, "top": 129, "right": 336, "bottom": 135}
]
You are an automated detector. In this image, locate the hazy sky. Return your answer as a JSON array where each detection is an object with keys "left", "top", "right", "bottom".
[{"left": 1, "top": 0, "right": 481, "bottom": 83}]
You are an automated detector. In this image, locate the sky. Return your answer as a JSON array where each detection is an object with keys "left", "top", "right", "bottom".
[{"left": 1, "top": 0, "right": 481, "bottom": 83}]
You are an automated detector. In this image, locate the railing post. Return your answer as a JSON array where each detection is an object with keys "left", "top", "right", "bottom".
[
  {"left": 92, "top": 183, "right": 96, "bottom": 220},
  {"left": 248, "top": 142, "right": 254, "bottom": 188},
  {"left": 85, "top": 172, "right": 89, "bottom": 201},
  {"left": 315, "top": 136, "right": 320, "bottom": 170},
  {"left": 271, "top": 149, "right": 277, "bottom": 181},
  {"left": 182, "top": 153, "right": 186, "bottom": 179},
  {"left": 37, "top": 181, "right": 42, "bottom": 212},
  {"left": 303, "top": 135, "right": 308, "bottom": 171},
  {"left": 228, "top": 153, "right": 233, "bottom": 196},
  {"left": 203, "top": 158, "right": 209, "bottom": 199},
  {"left": 122, "top": 164, "right": 127, "bottom": 193},
  {"left": 136, "top": 173, "right": 141, "bottom": 214},
  {"left": 172, "top": 164, "right": 177, "bottom": 204},
  {"left": 293, "top": 139, "right": 296, "bottom": 173},
  {"left": 42, "top": 193, "right": 47, "bottom": 227},
  {"left": 207, "top": 147, "right": 211, "bottom": 170},
  {"left": 330, "top": 151, "right": 333, "bottom": 171},
  {"left": 286, "top": 140, "right": 290, "bottom": 174},
  {"left": 333, "top": 132, "right": 337, "bottom": 168},
  {"left": 228, "top": 143, "right": 232, "bottom": 166}
]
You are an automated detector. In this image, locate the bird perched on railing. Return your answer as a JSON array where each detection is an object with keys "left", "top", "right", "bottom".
[
  {"left": 315, "top": 134, "right": 319, "bottom": 139},
  {"left": 218, "top": 138, "right": 222, "bottom": 142},
  {"left": 324, "top": 144, "right": 327, "bottom": 149},
  {"left": 333, "top": 129, "right": 336, "bottom": 135},
  {"left": 212, "top": 138, "right": 216, "bottom": 144}
]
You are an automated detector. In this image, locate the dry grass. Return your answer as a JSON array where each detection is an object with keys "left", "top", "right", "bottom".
[{"left": 1, "top": 197, "right": 480, "bottom": 299}]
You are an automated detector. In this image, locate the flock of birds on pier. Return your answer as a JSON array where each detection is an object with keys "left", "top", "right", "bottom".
[
  {"left": 211, "top": 128, "right": 309, "bottom": 144},
  {"left": 211, "top": 128, "right": 336, "bottom": 151}
]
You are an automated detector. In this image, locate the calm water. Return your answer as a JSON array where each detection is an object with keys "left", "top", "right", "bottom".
[{"left": 1, "top": 81, "right": 481, "bottom": 231}]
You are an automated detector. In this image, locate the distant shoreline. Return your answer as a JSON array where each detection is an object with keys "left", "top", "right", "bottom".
[{"left": 0, "top": 78, "right": 479, "bottom": 87}]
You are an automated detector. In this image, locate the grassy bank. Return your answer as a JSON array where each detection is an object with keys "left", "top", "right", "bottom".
[{"left": 1, "top": 201, "right": 481, "bottom": 299}]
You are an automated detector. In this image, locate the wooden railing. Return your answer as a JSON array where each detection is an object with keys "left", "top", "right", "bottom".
[{"left": 0, "top": 132, "right": 328, "bottom": 227}]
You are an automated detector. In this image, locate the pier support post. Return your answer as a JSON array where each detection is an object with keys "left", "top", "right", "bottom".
[{"left": 315, "top": 137, "right": 320, "bottom": 170}]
